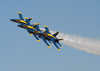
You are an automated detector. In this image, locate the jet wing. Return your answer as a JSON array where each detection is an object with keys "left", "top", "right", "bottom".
[
  {"left": 26, "top": 28, "right": 40, "bottom": 41},
  {"left": 47, "top": 40, "right": 53, "bottom": 45},
  {"left": 41, "top": 36, "right": 51, "bottom": 48},
  {"left": 33, "top": 34, "right": 40, "bottom": 42},
  {"left": 57, "top": 42, "right": 63, "bottom": 48},
  {"left": 51, "top": 38, "right": 61, "bottom": 51}
]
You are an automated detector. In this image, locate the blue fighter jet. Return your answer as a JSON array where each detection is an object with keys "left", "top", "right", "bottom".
[
  {"left": 33, "top": 23, "right": 52, "bottom": 48},
  {"left": 10, "top": 12, "right": 40, "bottom": 42},
  {"left": 33, "top": 23, "right": 63, "bottom": 51},
  {"left": 10, "top": 12, "right": 63, "bottom": 51},
  {"left": 43, "top": 25, "right": 63, "bottom": 51}
]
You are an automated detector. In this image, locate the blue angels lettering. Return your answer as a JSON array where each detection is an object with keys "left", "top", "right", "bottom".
[{"left": 10, "top": 12, "right": 63, "bottom": 51}]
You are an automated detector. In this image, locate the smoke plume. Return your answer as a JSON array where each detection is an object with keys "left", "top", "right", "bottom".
[{"left": 40, "top": 28, "right": 100, "bottom": 55}]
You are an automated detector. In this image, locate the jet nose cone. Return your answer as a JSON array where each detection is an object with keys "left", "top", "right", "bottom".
[
  {"left": 10, "top": 19, "right": 17, "bottom": 21},
  {"left": 10, "top": 19, "right": 15, "bottom": 21},
  {"left": 10, "top": 19, "right": 19, "bottom": 23}
]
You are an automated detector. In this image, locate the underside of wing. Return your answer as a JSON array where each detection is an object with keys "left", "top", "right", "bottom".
[
  {"left": 51, "top": 38, "right": 61, "bottom": 51},
  {"left": 41, "top": 36, "right": 51, "bottom": 48}
]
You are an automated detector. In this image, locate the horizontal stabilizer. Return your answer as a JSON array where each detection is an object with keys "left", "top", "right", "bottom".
[
  {"left": 55, "top": 39, "right": 63, "bottom": 42},
  {"left": 29, "top": 17, "right": 32, "bottom": 21}
]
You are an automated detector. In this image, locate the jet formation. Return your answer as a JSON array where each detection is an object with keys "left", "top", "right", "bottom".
[{"left": 10, "top": 12, "right": 63, "bottom": 51}]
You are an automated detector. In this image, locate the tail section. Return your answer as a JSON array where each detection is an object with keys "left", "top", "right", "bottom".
[
  {"left": 53, "top": 31, "right": 63, "bottom": 42},
  {"left": 29, "top": 17, "right": 32, "bottom": 21},
  {"left": 24, "top": 17, "right": 31, "bottom": 25},
  {"left": 17, "top": 11, "right": 24, "bottom": 21},
  {"left": 18, "top": 12, "right": 32, "bottom": 25},
  {"left": 34, "top": 23, "right": 41, "bottom": 32},
  {"left": 53, "top": 31, "right": 60, "bottom": 37},
  {"left": 43, "top": 25, "right": 51, "bottom": 34},
  {"left": 55, "top": 39, "right": 63, "bottom": 42}
]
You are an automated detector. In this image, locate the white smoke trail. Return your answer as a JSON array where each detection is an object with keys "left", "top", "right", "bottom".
[{"left": 40, "top": 28, "right": 100, "bottom": 55}]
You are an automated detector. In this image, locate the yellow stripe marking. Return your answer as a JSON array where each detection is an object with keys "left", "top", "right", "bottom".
[
  {"left": 20, "top": 20, "right": 27, "bottom": 24},
  {"left": 27, "top": 26, "right": 36, "bottom": 30},
  {"left": 47, "top": 34, "right": 55, "bottom": 38}
]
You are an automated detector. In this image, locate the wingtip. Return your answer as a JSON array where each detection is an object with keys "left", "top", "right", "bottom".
[
  {"left": 17, "top": 11, "right": 21, "bottom": 14},
  {"left": 37, "top": 40, "right": 40, "bottom": 42},
  {"left": 47, "top": 46, "right": 51, "bottom": 48},
  {"left": 29, "top": 34, "right": 33, "bottom": 36},
  {"left": 57, "top": 49, "right": 61, "bottom": 51},
  {"left": 61, "top": 46, "right": 63, "bottom": 48}
]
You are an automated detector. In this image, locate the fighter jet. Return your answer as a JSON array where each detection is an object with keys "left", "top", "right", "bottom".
[
  {"left": 10, "top": 12, "right": 34, "bottom": 29},
  {"left": 11, "top": 12, "right": 63, "bottom": 50},
  {"left": 43, "top": 25, "right": 63, "bottom": 51},
  {"left": 33, "top": 23, "right": 63, "bottom": 51},
  {"left": 10, "top": 12, "right": 40, "bottom": 42}
]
